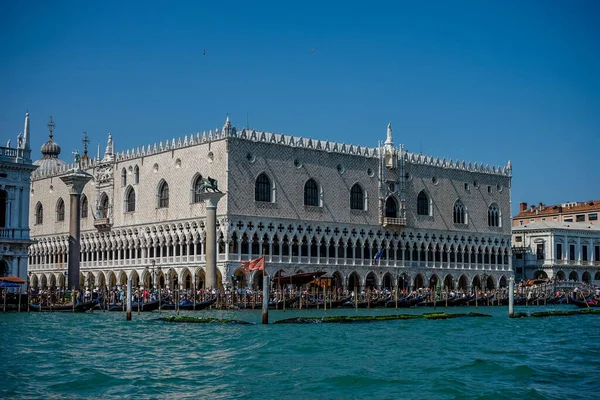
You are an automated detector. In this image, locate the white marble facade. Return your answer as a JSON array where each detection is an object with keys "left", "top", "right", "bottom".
[
  {"left": 512, "top": 221, "right": 600, "bottom": 284},
  {"left": 28, "top": 116, "right": 513, "bottom": 293},
  {"left": 0, "top": 114, "right": 37, "bottom": 282}
]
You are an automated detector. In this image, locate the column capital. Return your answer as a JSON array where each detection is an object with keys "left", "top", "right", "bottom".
[
  {"left": 201, "top": 192, "right": 225, "bottom": 209},
  {"left": 60, "top": 170, "right": 92, "bottom": 195}
]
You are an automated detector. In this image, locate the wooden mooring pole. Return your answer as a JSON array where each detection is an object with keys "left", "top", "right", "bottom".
[
  {"left": 508, "top": 276, "right": 515, "bottom": 318},
  {"left": 126, "top": 279, "right": 132, "bottom": 321},
  {"left": 262, "top": 275, "right": 269, "bottom": 325}
]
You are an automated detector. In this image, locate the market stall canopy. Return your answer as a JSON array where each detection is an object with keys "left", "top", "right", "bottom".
[{"left": 0, "top": 276, "right": 26, "bottom": 284}]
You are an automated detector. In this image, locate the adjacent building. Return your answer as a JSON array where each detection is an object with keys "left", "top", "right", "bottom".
[
  {"left": 27, "top": 116, "right": 513, "bottom": 293},
  {"left": 513, "top": 201, "right": 600, "bottom": 226},
  {"left": 0, "top": 114, "right": 38, "bottom": 281},
  {"left": 512, "top": 220, "right": 600, "bottom": 284}
]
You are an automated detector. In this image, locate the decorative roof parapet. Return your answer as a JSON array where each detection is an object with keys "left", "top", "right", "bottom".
[{"left": 404, "top": 151, "right": 511, "bottom": 177}]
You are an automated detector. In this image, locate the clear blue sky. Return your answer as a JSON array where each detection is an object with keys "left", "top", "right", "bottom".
[{"left": 1, "top": 0, "right": 598, "bottom": 215}]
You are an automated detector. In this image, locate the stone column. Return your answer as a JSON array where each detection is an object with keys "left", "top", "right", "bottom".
[
  {"left": 60, "top": 170, "right": 92, "bottom": 291},
  {"left": 203, "top": 192, "right": 224, "bottom": 289}
]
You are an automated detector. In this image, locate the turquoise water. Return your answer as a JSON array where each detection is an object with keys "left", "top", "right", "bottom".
[{"left": 1, "top": 305, "right": 599, "bottom": 399}]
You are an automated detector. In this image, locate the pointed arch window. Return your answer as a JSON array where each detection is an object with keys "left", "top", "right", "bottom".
[
  {"left": 255, "top": 173, "right": 272, "bottom": 202},
  {"left": 125, "top": 187, "right": 136, "bottom": 212},
  {"left": 193, "top": 174, "right": 204, "bottom": 203},
  {"left": 350, "top": 183, "right": 364, "bottom": 210},
  {"left": 121, "top": 168, "right": 127, "bottom": 187},
  {"left": 81, "top": 194, "right": 88, "bottom": 218},
  {"left": 385, "top": 197, "right": 397, "bottom": 217},
  {"left": 35, "top": 202, "right": 43, "bottom": 225},
  {"left": 417, "top": 191, "right": 430, "bottom": 216},
  {"left": 158, "top": 180, "right": 169, "bottom": 208},
  {"left": 304, "top": 178, "right": 319, "bottom": 206},
  {"left": 56, "top": 198, "right": 65, "bottom": 222},
  {"left": 99, "top": 193, "right": 110, "bottom": 218},
  {"left": 133, "top": 165, "right": 139, "bottom": 184},
  {"left": 488, "top": 203, "right": 501, "bottom": 227},
  {"left": 453, "top": 200, "right": 466, "bottom": 224}
]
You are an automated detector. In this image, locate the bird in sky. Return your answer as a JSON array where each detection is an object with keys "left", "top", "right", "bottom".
[
  {"left": 309, "top": 48, "right": 316, "bottom": 54},
  {"left": 203, "top": 49, "right": 206, "bottom": 56}
]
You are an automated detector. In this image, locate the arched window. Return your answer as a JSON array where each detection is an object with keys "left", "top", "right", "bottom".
[
  {"left": 56, "top": 198, "right": 65, "bottom": 222},
  {"left": 193, "top": 174, "right": 204, "bottom": 203},
  {"left": 453, "top": 200, "right": 465, "bottom": 224},
  {"left": 121, "top": 168, "right": 127, "bottom": 187},
  {"left": 0, "top": 190, "right": 7, "bottom": 228},
  {"left": 255, "top": 173, "right": 272, "bottom": 202},
  {"left": 125, "top": 187, "right": 136, "bottom": 212},
  {"left": 99, "top": 193, "right": 109, "bottom": 218},
  {"left": 488, "top": 203, "right": 500, "bottom": 227},
  {"left": 134, "top": 165, "right": 139, "bottom": 184},
  {"left": 35, "top": 202, "right": 43, "bottom": 225},
  {"left": 417, "top": 191, "right": 430, "bottom": 216},
  {"left": 304, "top": 178, "right": 319, "bottom": 206},
  {"left": 81, "top": 194, "right": 88, "bottom": 218},
  {"left": 350, "top": 183, "right": 364, "bottom": 210},
  {"left": 158, "top": 180, "right": 169, "bottom": 208},
  {"left": 385, "top": 197, "right": 397, "bottom": 217}
]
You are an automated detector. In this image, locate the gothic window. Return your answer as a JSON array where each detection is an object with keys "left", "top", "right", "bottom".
[
  {"left": 453, "top": 200, "right": 466, "bottom": 224},
  {"left": 158, "top": 180, "right": 169, "bottom": 208},
  {"left": 193, "top": 174, "right": 204, "bottom": 203},
  {"left": 255, "top": 173, "right": 272, "bottom": 202},
  {"left": 134, "top": 165, "right": 139, "bottom": 184},
  {"left": 304, "top": 178, "right": 319, "bottom": 206},
  {"left": 488, "top": 203, "right": 501, "bottom": 227},
  {"left": 81, "top": 194, "right": 88, "bottom": 218},
  {"left": 56, "top": 198, "right": 65, "bottom": 222},
  {"left": 35, "top": 202, "right": 43, "bottom": 225},
  {"left": 0, "top": 190, "right": 6, "bottom": 228},
  {"left": 99, "top": 193, "right": 109, "bottom": 218},
  {"left": 125, "top": 186, "right": 136, "bottom": 212},
  {"left": 121, "top": 168, "right": 127, "bottom": 187},
  {"left": 385, "top": 197, "right": 397, "bottom": 218},
  {"left": 417, "top": 191, "right": 430, "bottom": 216},
  {"left": 350, "top": 183, "right": 364, "bottom": 210}
]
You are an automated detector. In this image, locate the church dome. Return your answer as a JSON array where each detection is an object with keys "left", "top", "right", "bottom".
[{"left": 34, "top": 117, "right": 67, "bottom": 171}]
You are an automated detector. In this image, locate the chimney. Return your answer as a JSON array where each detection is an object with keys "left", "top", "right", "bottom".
[{"left": 520, "top": 202, "right": 527, "bottom": 212}]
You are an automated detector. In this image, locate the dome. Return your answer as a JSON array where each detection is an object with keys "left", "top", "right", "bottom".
[{"left": 40, "top": 138, "right": 61, "bottom": 158}]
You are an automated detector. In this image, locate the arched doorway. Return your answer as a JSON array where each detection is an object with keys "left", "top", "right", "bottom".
[
  {"left": 499, "top": 276, "right": 507, "bottom": 288},
  {"left": 556, "top": 270, "right": 566, "bottom": 281},
  {"left": 332, "top": 271, "right": 343, "bottom": 291},
  {"left": 365, "top": 272, "right": 377, "bottom": 289},
  {"left": 252, "top": 270, "right": 264, "bottom": 290},
  {"left": 348, "top": 272, "right": 360, "bottom": 291},
  {"left": 486, "top": 275, "right": 495, "bottom": 290},
  {"left": 534, "top": 270, "right": 548, "bottom": 279},
  {"left": 569, "top": 271, "right": 578, "bottom": 282},
  {"left": 397, "top": 273, "right": 409, "bottom": 292},
  {"left": 582, "top": 271, "right": 591, "bottom": 284},
  {"left": 413, "top": 274, "right": 424, "bottom": 290},
  {"left": 381, "top": 273, "right": 393, "bottom": 290},
  {"left": 458, "top": 275, "right": 468, "bottom": 291},
  {"left": 443, "top": 274, "right": 454, "bottom": 290}
]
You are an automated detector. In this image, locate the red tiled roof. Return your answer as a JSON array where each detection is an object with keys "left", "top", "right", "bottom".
[{"left": 514, "top": 200, "right": 600, "bottom": 219}]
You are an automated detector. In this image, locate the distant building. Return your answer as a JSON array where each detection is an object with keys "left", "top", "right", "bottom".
[
  {"left": 512, "top": 221, "right": 600, "bottom": 284},
  {"left": 28, "top": 116, "right": 513, "bottom": 293},
  {"left": 0, "top": 113, "right": 37, "bottom": 281},
  {"left": 513, "top": 201, "right": 600, "bottom": 227}
]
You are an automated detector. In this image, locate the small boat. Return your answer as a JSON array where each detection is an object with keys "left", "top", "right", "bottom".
[
  {"left": 163, "top": 297, "right": 218, "bottom": 311},
  {"left": 29, "top": 299, "right": 99, "bottom": 312},
  {"left": 107, "top": 298, "right": 163, "bottom": 312},
  {"left": 568, "top": 297, "right": 600, "bottom": 308}
]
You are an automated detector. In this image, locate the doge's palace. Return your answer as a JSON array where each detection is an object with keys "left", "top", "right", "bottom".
[{"left": 28, "top": 115, "right": 513, "bottom": 293}]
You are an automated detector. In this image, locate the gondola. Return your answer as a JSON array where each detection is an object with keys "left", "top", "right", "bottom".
[
  {"left": 567, "top": 297, "right": 600, "bottom": 308},
  {"left": 241, "top": 295, "right": 300, "bottom": 310},
  {"left": 106, "top": 298, "right": 163, "bottom": 312},
  {"left": 29, "top": 299, "right": 99, "bottom": 312},
  {"left": 301, "top": 296, "right": 352, "bottom": 309},
  {"left": 162, "top": 297, "right": 218, "bottom": 311}
]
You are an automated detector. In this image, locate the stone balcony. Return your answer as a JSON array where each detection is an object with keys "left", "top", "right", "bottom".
[
  {"left": 93, "top": 218, "right": 112, "bottom": 230},
  {"left": 381, "top": 217, "right": 406, "bottom": 227}
]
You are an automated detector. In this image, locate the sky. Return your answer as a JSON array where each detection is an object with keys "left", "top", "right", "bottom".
[{"left": 1, "top": 0, "right": 598, "bottom": 216}]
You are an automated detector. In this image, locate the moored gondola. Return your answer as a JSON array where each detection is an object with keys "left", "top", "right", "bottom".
[{"left": 29, "top": 299, "right": 99, "bottom": 312}]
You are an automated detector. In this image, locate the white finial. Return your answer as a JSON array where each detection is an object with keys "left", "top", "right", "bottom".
[
  {"left": 102, "top": 133, "right": 115, "bottom": 162},
  {"left": 23, "top": 112, "right": 31, "bottom": 150},
  {"left": 385, "top": 122, "right": 393, "bottom": 146}
]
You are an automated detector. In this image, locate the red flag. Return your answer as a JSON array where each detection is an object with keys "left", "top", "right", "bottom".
[{"left": 241, "top": 257, "right": 265, "bottom": 273}]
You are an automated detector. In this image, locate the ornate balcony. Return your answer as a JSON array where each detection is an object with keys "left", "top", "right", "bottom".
[
  {"left": 381, "top": 217, "right": 406, "bottom": 227},
  {"left": 93, "top": 217, "right": 112, "bottom": 230}
]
